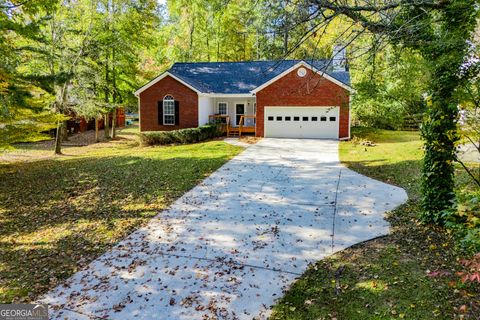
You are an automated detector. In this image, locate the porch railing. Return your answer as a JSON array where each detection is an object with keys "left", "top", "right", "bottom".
[{"left": 208, "top": 114, "right": 256, "bottom": 137}]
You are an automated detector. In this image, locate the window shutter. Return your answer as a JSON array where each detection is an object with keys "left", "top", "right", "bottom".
[
  {"left": 158, "top": 101, "right": 163, "bottom": 124},
  {"left": 174, "top": 101, "right": 180, "bottom": 125}
]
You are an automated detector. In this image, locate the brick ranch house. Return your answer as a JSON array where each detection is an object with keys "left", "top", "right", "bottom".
[{"left": 135, "top": 48, "right": 353, "bottom": 139}]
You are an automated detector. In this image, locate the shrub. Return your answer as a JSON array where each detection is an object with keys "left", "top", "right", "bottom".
[
  {"left": 440, "top": 193, "right": 480, "bottom": 252},
  {"left": 352, "top": 98, "right": 406, "bottom": 130},
  {"left": 139, "top": 124, "right": 222, "bottom": 146}
]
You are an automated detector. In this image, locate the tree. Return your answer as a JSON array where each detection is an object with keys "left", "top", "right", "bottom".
[
  {"left": 18, "top": 0, "right": 97, "bottom": 154},
  {"left": 290, "top": 0, "right": 479, "bottom": 221},
  {"left": 82, "top": 0, "right": 158, "bottom": 139},
  {"left": 0, "top": 0, "right": 60, "bottom": 147}
]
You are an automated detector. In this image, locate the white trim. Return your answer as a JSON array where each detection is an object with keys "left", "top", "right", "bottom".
[
  {"left": 138, "top": 96, "right": 141, "bottom": 131},
  {"left": 250, "top": 61, "right": 355, "bottom": 94},
  {"left": 347, "top": 99, "right": 351, "bottom": 140},
  {"left": 163, "top": 95, "right": 175, "bottom": 126},
  {"left": 217, "top": 101, "right": 228, "bottom": 115},
  {"left": 134, "top": 72, "right": 201, "bottom": 96},
  {"left": 200, "top": 93, "right": 254, "bottom": 98}
]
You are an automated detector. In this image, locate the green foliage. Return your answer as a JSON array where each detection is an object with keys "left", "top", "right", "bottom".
[
  {"left": 0, "top": 0, "right": 61, "bottom": 146},
  {"left": 139, "top": 125, "right": 223, "bottom": 146},
  {"left": 440, "top": 193, "right": 480, "bottom": 252},
  {"left": 403, "top": 0, "right": 480, "bottom": 219},
  {"left": 154, "top": 0, "right": 345, "bottom": 65},
  {"left": 420, "top": 103, "right": 459, "bottom": 218},
  {"left": 350, "top": 47, "right": 428, "bottom": 130},
  {"left": 1, "top": 0, "right": 160, "bottom": 149},
  {"left": 352, "top": 98, "right": 405, "bottom": 130}
]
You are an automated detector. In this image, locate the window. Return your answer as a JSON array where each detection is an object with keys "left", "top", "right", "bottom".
[
  {"left": 276, "top": 116, "right": 282, "bottom": 121},
  {"left": 268, "top": 116, "right": 274, "bottom": 121},
  {"left": 329, "top": 116, "right": 336, "bottom": 121},
  {"left": 302, "top": 116, "right": 309, "bottom": 121},
  {"left": 294, "top": 116, "right": 300, "bottom": 121},
  {"left": 312, "top": 117, "right": 318, "bottom": 121},
  {"left": 320, "top": 116, "right": 327, "bottom": 121},
  {"left": 285, "top": 116, "right": 291, "bottom": 121},
  {"left": 163, "top": 95, "right": 175, "bottom": 125},
  {"left": 218, "top": 102, "right": 227, "bottom": 115}
]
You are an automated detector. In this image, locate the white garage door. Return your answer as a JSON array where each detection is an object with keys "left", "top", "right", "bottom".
[{"left": 264, "top": 106, "right": 339, "bottom": 139}]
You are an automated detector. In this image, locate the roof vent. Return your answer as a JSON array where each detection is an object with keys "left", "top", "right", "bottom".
[{"left": 297, "top": 67, "right": 307, "bottom": 77}]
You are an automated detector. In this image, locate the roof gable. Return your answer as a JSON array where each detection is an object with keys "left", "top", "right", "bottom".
[
  {"left": 251, "top": 61, "right": 354, "bottom": 93},
  {"left": 133, "top": 72, "right": 202, "bottom": 96},
  {"left": 135, "top": 60, "right": 351, "bottom": 96}
]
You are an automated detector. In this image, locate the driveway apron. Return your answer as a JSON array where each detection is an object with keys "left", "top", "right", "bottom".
[{"left": 40, "top": 138, "right": 408, "bottom": 319}]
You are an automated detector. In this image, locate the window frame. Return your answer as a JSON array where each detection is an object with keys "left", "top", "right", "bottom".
[
  {"left": 217, "top": 102, "right": 228, "bottom": 115},
  {"left": 163, "top": 95, "right": 175, "bottom": 126}
]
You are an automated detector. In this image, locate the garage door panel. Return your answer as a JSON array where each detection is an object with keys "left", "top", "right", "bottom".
[{"left": 264, "top": 107, "right": 339, "bottom": 139}]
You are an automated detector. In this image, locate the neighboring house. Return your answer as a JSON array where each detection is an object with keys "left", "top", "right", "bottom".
[
  {"left": 66, "top": 108, "right": 125, "bottom": 134},
  {"left": 135, "top": 47, "right": 353, "bottom": 139}
]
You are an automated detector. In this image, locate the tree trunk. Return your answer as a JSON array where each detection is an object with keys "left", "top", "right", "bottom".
[
  {"left": 61, "top": 120, "right": 69, "bottom": 141},
  {"left": 54, "top": 120, "right": 63, "bottom": 155},
  {"left": 421, "top": 85, "right": 458, "bottom": 217},
  {"left": 283, "top": 24, "right": 288, "bottom": 55},
  {"left": 104, "top": 112, "right": 110, "bottom": 139},
  {"left": 111, "top": 109, "right": 117, "bottom": 139},
  {"left": 419, "top": 1, "right": 475, "bottom": 220},
  {"left": 111, "top": 45, "right": 117, "bottom": 139},
  {"left": 95, "top": 116, "right": 100, "bottom": 142},
  {"left": 206, "top": 36, "right": 210, "bottom": 62},
  {"left": 189, "top": 17, "right": 195, "bottom": 60}
]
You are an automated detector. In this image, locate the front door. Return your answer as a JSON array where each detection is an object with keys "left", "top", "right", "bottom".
[{"left": 235, "top": 103, "right": 245, "bottom": 126}]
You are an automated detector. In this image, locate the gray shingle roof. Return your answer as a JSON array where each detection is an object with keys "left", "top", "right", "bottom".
[{"left": 165, "top": 60, "right": 351, "bottom": 94}]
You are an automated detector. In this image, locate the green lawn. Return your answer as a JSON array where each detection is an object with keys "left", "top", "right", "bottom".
[
  {"left": 271, "top": 127, "right": 479, "bottom": 320},
  {"left": 0, "top": 130, "right": 242, "bottom": 303}
]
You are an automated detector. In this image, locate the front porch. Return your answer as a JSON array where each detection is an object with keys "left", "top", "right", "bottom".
[
  {"left": 201, "top": 96, "right": 257, "bottom": 137},
  {"left": 208, "top": 114, "right": 256, "bottom": 137}
]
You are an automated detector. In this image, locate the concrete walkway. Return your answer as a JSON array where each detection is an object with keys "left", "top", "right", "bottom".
[{"left": 40, "top": 139, "right": 408, "bottom": 319}]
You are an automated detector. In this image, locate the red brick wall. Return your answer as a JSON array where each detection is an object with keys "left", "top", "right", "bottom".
[
  {"left": 139, "top": 75, "right": 198, "bottom": 131},
  {"left": 255, "top": 67, "right": 350, "bottom": 138}
]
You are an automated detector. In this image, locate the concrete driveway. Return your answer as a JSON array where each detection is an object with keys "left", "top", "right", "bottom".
[{"left": 40, "top": 139, "right": 407, "bottom": 319}]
